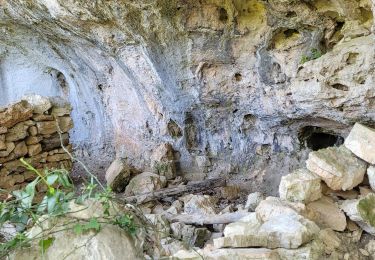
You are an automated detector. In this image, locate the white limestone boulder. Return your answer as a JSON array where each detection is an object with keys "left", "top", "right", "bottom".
[
  {"left": 306, "top": 196, "right": 347, "bottom": 231},
  {"left": 306, "top": 146, "right": 367, "bottom": 191},
  {"left": 344, "top": 123, "right": 375, "bottom": 164},
  {"left": 279, "top": 168, "right": 322, "bottom": 203},
  {"left": 124, "top": 172, "right": 166, "bottom": 196},
  {"left": 214, "top": 214, "right": 319, "bottom": 249},
  {"left": 105, "top": 158, "right": 139, "bottom": 192},
  {"left": 340, "top": 194, "right": 375, "bottom": 235},
  {"left": 182, "top": 195, "right": 216, "bottom": 215},
  {"left": 255, "top": 196, "right": 310, "bottom": 222}
]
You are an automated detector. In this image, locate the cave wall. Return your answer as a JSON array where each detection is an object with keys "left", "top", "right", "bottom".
[{"left": 0, "top": 0, "right": 374, "bottom": 194}]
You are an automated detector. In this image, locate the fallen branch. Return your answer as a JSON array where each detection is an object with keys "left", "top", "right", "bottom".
[
  {"left": 164, "top": 211, "right": 250, "bottom": 225},
  {"left": 119, "top": 178, "right": 226, "bottom": 204}
]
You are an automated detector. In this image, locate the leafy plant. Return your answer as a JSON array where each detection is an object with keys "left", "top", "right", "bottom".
[
  {"left": 73, "top": 218, "right": 101, "bottom": 235},
  {"left": 0, "top": 157, "right": 139, "bottom": 258},
  {"left": 300, "top": 48, "right": 322, "bottom": 64}
]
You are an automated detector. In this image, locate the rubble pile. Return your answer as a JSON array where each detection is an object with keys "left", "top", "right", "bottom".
[
  {"left": 0, "top": 96, "right": 73, "bottom": 197},
  {"left": 107, "top": 123, "right": 375, "bottom": 259}
]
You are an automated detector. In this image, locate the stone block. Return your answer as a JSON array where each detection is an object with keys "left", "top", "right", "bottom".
[
  {"left": 105, "top": 158, "right": 139, "bottom": 192},
  {"left": 23, "top": 94, "right": 52, "bottom": 114},
  {"left": 28, "top": 143, "right": 42, "bottom": 156},
  {"left": 306, "top": 146, "right": 367, "bottom": 190},
  {"left": 306, "top": 196, "right": 346, "bottom": 231},
  {"left": 5, "top": 122, "right": 30, "bottom": 142},
  {"left": 14, "top": 141, "right": 28, "bottom": 158},
  {"left": 279, "top": 168, "right": 322, "bottom": 203},
  {"left": 344, "top": 123, "right": 375, "bottom": 164},
  {"left": 0, "top": 100, "right": 33, "bottom": 128}
]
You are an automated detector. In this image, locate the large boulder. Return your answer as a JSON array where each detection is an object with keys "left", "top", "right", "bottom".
[
  {"left": 344, "top": 123, "right": 375, "bottom": 164},
  {"left": 10, "top": 201, "right": 143, "bottom": 260},
  {"left": 340, "top": 194, "right": 375, "bottom": 235},
  {"left": 306, "top": 146, "right": 367, "bottom": 191},
  {"left": 125, "top": 172, "right": 166, "bottom": 196},
  {"left": 214, "top": 213, "right": 319, "bottom": 249},
  {"left": 279, "top": 168, "right": 322, "bottom": 203},
  {"left": 105, "top": 158, "right": 139, "bottom": 192},
  {"left": 255, "top": 197, "right": 311, "bottom": 222},
  {"left": 306, "top": 196, "right": 347, "bottom": 231},
  {"left": 182, "top": 194, "right": 217, "bottom": 215},
  {"left": 11, "top": 221, "right": 142, "bottom": 260}
]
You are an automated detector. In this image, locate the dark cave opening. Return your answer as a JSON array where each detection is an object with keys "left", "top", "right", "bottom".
[{"left": 298, "top": 126, "right": 344, "bottom": 151}]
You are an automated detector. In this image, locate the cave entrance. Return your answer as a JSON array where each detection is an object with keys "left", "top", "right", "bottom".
[{"left": 298, "top": 126, "right": 344, "bottom": 151}]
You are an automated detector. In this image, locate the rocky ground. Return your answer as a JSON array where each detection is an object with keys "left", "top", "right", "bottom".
[
  {"left": 0, "top": 0, "right": 374, "bottom": 196},
  {"left": 89, "top": 122, "right": 375, "bottom": 259}
]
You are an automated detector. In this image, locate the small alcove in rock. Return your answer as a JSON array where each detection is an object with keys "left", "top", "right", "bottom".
[{"left": 298, "top": 126, "right": 344, "bottom": 151}]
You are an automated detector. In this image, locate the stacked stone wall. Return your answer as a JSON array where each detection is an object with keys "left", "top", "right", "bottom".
[{"left": 0, "top": 96, "right": 73, "bottom": 195}]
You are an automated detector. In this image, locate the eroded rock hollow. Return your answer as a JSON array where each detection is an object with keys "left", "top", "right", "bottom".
[{"left": 1, "top": 0, "right": 374, "bottom": 194}]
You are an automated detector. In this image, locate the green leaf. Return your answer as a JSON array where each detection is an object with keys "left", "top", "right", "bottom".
[
  {"left": 59, "top": 174, "right": 72, "bottom": 188},
  {"left": 85, "top": 218, "right": 101, "bottom": 232},
  {"left": 48, "top": 187, "right": 55, "bottom": 195},
  {"left": 13, "top": 190, "right": 33, "bottom": 209},
  {"left": 73, "top": 224, "right": 83, "bottom": 235},
  {"left": 75, "top": 194, "right": 88, "bottom": 205},
  {"left": 46, "top": 174, "right": 59, "bottom": 186},
  {"left": 37, "top": 196, "right": 48, "bottom": 213},
  {"left": 25, "top": 179, "right": 38, "bottom": 195},
  {"left": 47, "top": 195, "right": 57, "bottom": 214},
  {"left": 39, "top": 237, "right": 55, "bottom": 253}
]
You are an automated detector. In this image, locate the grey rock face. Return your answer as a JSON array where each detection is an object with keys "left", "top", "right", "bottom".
[{"left": 0, "top": 1, "right": 373, "bottom": 192}]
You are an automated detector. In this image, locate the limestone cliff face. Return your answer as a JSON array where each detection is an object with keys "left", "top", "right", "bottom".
[{"left": 0, "top": 0, "right": 373, "bottom": 193}]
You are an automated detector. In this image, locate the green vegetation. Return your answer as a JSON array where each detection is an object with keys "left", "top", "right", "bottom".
[
  {"left": 0, "top": 157, "right": 138, "bottom": 257},
  {"left": 300, "top": 48, "right": 322, "bottom": 64},
  {"left": 358, "top": 194, "right": 375, "bottom": 227}
]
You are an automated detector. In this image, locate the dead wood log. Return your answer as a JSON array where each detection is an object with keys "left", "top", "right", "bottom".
[
  {"left": 119, "top": 178, "right": 226, "bottom": 204},
  {"left": 164, "top": 211, "right": 250, "bottom": 225}
]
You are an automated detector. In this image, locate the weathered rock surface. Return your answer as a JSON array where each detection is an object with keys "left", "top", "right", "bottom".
[
  {"left": 182, "top": 195, "right": 217, "bottom": 215},
  {"left": 0, "top": 0, "right": 373, "bottom": 193},
  {"left": 244, "top": 192, "right": 264, "bottom": 211},
  {"left": 10, "top": 203, "right": 143, "bottom": 260},
  {"left": 306, "top": 196, "right": 347, "bottom": 231},
  {"left": 345, "top": 123, "right": 375, "bottom": 164},
  {"left": 214, "top": 213, "right": 319, "bottom": 249},
  {"left": 255, "top": 197, "right": 309, "bottom": 222},
  {"left": 151, "top": 143, "right": 176, "bottom": 180},
  {"left": 276, "top": 240, "right": 324, "bottom": 260},
  {"left": 279, "top": 168, "right": 322, "bottom": 203},
  {"left": 105, "top": 158, "right": 139, "bottom": 192},
  {"left": 306, "top": 146, "right": 367, "bottom": 191},
  {"left": 124, "top": 172, "right": 166, "bottom": 196},
  {"left": 22, "top": 94, "right": 52, "bottom": 114},
  {"left": 340, "top": 195, "right": 375, "bottom": 235}
]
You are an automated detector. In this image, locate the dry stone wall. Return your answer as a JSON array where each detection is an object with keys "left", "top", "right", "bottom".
[{"left": 0, "top": 96, "right": 73, "bottom": 196}]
